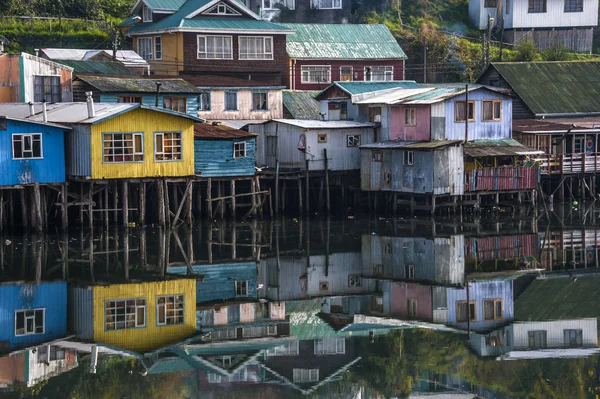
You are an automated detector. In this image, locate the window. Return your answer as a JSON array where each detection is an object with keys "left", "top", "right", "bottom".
[
  {"left": 528, "top": 330, "right": 548, "bottom": 348},
  {"left": 407, "top": 299, "right": 418, "bottom": 317},
  {"left": 528, "top": 0, "right": 546, "bottom": 12},
  {"left": 205, "top": 2, "right": 242, "bottom": 14},
  {"left": 482, "top": 100, "right": 502, "bottom": 121},
  {"left": 340, "top": 66, "right": 353, "bottom": 81},
  {"left": 484, "top": 0, "right": 497, "bottom": 6},
  {"left": 234, "top": 141, "right": 246, "bottom": 158},
  {"left": 372, "top": 151, "right": 382, "bottom": 162},
  {"left": 255, "top": 303, "right": 271, "bottom": 319},
  {"left": 483, "top": 299, "right": 503, "bottom": 320},
  {"left": 575, "top": 137, "right": 585, "bottom": 153},
  {"left": 403, "top": 151, "right": 414, "bottom": 166},
  {"left": 239, "top": 37, "right": 273, "bottom": 60},
  {"left": 565, "top": 0, "right": 582, "bottom": 11},
  {"left": 456, "top": 301, "right": 476, "bottom": 323},
  {"left": 263, "top": 0, "right": 296, "bottom": 9},
  {"left": 157, "top": 295, "right": 184, "bottom": 326},
  {"left": 103, "top": 133, "right": 144, "bottom": 163},
  {"left": 317, "top": 134, "right": 327, "bottom": 144},
  {"left": 293, "top": 369, "right": 319, "bottom": 382},
  {"left": 215, "top": 355, "right": 232, "bottom": 368},
  {"left": 13, "top": 134, "right": 42, "bottom": 159},
  {"left": 228, "top": 305, "right": 240, "bottom": 323},
  {"left": 38, "top": 345, "right": 65, "bottom": 363},
  {"left": 243, "top": 326, "right": 270, "bottom": 337},
  {"left": 347, "top": 135, "right": 361, "bottom": 147},
  {"left": 34, "top": 76, "right": 60, "bottom": 103},
  {"left": 313, "top": 0, "right": 341, "bottom": 8},
  {"left": 138, "top": 37, "right": 153, "bottom": 60},
  {"left": 210, "top": 328, "right": 237, "bottom": 340},
  {"left": 105, "top": 299, "right": 146, "bottom": 330},
  {"left": 301, "top": 66, "right": 331, "bottom": 84},
  {"left": 364, "top": 66, "right": 393, "bottom": 81},
  {"left": 406, "top": 264, "right": 415, "bottom": 279},
  {"left": 405, "top": 108, "right": 417, "bottom": 126},
  {"left": 164, "top": 97, "right": 186, "bottom": 113},
  {"left": 208, "top": 373, "right": 222, "bottom": 383},
  {"left": 154, "top": 36, "right": 162, "bottom": 60},
  {"left": 118, "top": 96, "right": 142, "bottom": 104},
  {"left": 319, "top": 281, "right": 329, "bottom": 291},
  {"left": 155, "top": 132, "right": 182, "bottom": 161},
  {"left": 267, "top": 325, "right": 277, "bottom": 335},
  {"left": 142, "top": 5, "right": 152, "bottom": 22},
  {"left": 455, "top": 101, "right": 475, "bottom": 122},
  {"left": 199, "top": 92, "right": 211, "bottom": 111},
  {"left": 15, "top": 309, "right": 44, "bottom": 336},
  {"left": 348, "top": 275, "right": 362, "bottom": 287},
  {"left": 564, "top": 329, "right": 583, "bottom": 347},
  {"left": 267, "top": 341, "right": 300, "bottom": 356},
  {"left": 235, "top": 280, "right": 248, "bottom": 296},
  {"left": 225, "top": 92, "right": 238, "bottom": 111},
  {"left": 252, "top": 92, "right": 268, "bottom": 110},
  {"left": 314, "top": 338, "right": 345, "bottom": 355},
  {"left": 197, "top": 35, "right": 233, "bottom": 59},
  {"left": 340, "top": 102, "right": 348, "bottom": 120}
]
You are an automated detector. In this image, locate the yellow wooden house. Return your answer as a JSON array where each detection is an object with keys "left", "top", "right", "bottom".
[{"left": 69, "top": 279, "right": 197, "bottom": 352}]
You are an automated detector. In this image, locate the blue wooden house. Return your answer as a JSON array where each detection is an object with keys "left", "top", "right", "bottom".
[
  {"left": 194, "top": 123, "right": 257, "bottom": 177},
  {"left": 72, "top": 75, "right": 201, "bottom": 116},
  {"left": 0, "top": 282, "right": 67, "bottom": 352},
  {"left": 0, "top": 116, "right": 67, "bottom": 187}
]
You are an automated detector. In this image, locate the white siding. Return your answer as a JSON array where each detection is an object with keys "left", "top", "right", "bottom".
[
  {"left": 512, "top": 319, "right": 598, "bottom": 349},
  {"left": 512, "top": 0, "right": 598, "bottom": 28},
  {"left": 200, "top": 89, "right": 283, "bottom": 120},
  {"left": 26, "top": 347, "right": 78, "bottom": 387},
  {"left": 305, "top": 253, "right": 376, "bottom": 296},
  {"left": 21, "top": 53, "right": 73, "bottom": 102}
]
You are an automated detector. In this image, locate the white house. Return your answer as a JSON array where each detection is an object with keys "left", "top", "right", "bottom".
[{"left": 468, "top": 0, "right": 598, "bottom": 52}]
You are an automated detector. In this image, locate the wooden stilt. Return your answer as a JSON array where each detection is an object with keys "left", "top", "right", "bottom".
[
  {"left": 207, "top": 178, "right": 213, "bottom": 219},
  {"left": 393, "top": 193, "right": 398, "bottom": 216},
  {"left": 282, "top": 180, "right": 287, "bottom": 212},
  {"left": 88, "top": 182, "right": 94, "bottom": 230},
  {"left": 164, "top": 180, "right": 170, "bottom": 226},
  {"left": 305, "top": 160, "right": 310, "bottom": 216},
  {"left": 158, "top": 227, "right": 166, "bottom": 276},
  {"left": 140, "top": 229, "right": 147, "bottom": 270},
  {"left": 324, "top": 149, "right": 330, "bottom": 215},
  {"left": 218, "top": 181, "right": 224, "bottom": 219},
  {"left": 139, "top": 181, "right": 146, "bottom": 226},
  {"left": 297, "top": 178, "right": 303, "bottom": 215},
  {"left": 33, "top": 183, "right": 42, "bottom": 232},
  {"left": 8, "top": 191, "right": 14, "bottom": 231},
  {"left": 104, "top": 185, "right": 109, "bottom": 229},
  {"left": 318, "top": 178, "right": 324, "bottom": 213},
  {"left": 122, "top": 181, "right": 129, "bottom": 227},
  {"left": 171, "top": 183, "right": 179, "bottom": 218},
  {"left": 255, "top": 176, "right": 262, "bottom": 215},
  {"left": 230, "top": 180, "right": 236, "bottom": 220},
  {"left": 123, "top": 229, "right": 129, "bottom": 281},
  {"left": 79, "top": 184, "right": 84, "bottom": 226},
  {"left": 113, "top": 181, "right": 119, "bottom": 223},
  {"left": 250, "top": 178, "right": 256, "bottom": 217},
  {"left": 341, "top": 180, "right": 346, "bottom": 215},
  {"left": 187, "top": 180, "right": 193, "bottom": 224},
  {"left": 61, "top": 183, "right": 68, "bottom": 231},
  {"left": 157, "top": 179, "right": 166, "bottom": 226}
]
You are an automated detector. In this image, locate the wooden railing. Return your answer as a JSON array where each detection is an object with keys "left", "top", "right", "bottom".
[
  {"left": 465, "top": 166, "right": 539, "bottom": 192},
  {"left": 534, "top": 153, "right": 600, "bottom": 175}
]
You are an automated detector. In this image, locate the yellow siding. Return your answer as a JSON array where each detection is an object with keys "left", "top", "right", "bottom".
[
  {"left": 90, "top": 108, "right": 195, "bottom": 179},
  {"left": 133, "top": 34, "right": 182, "bottom": 75},
  {"left": 92, "top": 279, "right": 197, "bottom": 352}
]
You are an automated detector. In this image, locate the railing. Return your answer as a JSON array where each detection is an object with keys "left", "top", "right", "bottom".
[
  {"left": 534, "top": 153, "right": 600, "bottom": 175},
  {"left": 465, "top": 166, "right": 539, "bottom": 192}
]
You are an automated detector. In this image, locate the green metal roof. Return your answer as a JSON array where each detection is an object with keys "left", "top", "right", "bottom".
[
  {"left": 316, "top": 81, "right": 421, "bottom": 99},
  {"left": 487, "top": 62, "right": 600, "bottom": 116},
  {"left": 141, "top": 0, "right": 187, "bottom": 10},
  {"left": 57, "top": 60, "right": 137, "bottom": 75},
  {"left": 77, "top": 76, "right": 201, "bottom": 93},
  {"left": 282, "top": 90, "right": 320, "bottom": 120},
  {"left": 280, "top": 23, "right": 407, "bottom": 60},
  {"left": 181, "top": 18, "right": 291, "bottom": 31}
]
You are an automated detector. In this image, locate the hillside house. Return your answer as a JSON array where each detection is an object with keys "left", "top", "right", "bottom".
[
  {"left": 281, "top": 24, "right": 407, "bottom": 91},
  {"left": 40, "top": 48, "right": 150, "bottom": 75},
  {"left": 249, "top": 0, "right": 352, "bottom": 23}
]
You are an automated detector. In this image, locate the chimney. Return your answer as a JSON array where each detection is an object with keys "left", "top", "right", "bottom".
[
  {"left": 42, "top": 101, "right": 47, "bottom": 123},
  {"left": 86, "top": 91, "right": 95, "bottom": 118},
  {"left": 28, "top": 102, "right": 34, "bottom": 117},
  {"left": 0, "top": 36, "right": 6, "bottom": 54},
  {"left": 89, "top": 345, "right": 98, "bottom": 374}
]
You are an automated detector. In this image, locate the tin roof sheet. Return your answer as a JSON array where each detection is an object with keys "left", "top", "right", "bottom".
[
  {"left": 0, "top": 115, "right": 71, "bottom": 130},
  {"left": 41, "top": 48, "right": 149, "bottom": 67},
  {"left": 360, "top": 140, "right": 462, "bottom": 149},
  {"left": 282, "top": 90, "right": 320, "bottom": 120},
  {"left": 194, "top": 122, "right": 257, "bottom": 139},
  {"left": 317, "top": 81, "right": 421, "bottom": 99},
  {"left": 77, "top": 76, "right": 201, "bottom": 93},
  {"left": 271, "top": 119, "right": 377, "bottom": 129},
  {"left": 513, "top": 119, "right": 600, "bottom": 134},
  {"left": 280, "top": 23, "right": 407, "bottom": 60},
  {"left": 464, "top": 139, "right": 543, "bottom": 157},
  {"left": 138, "top": 0, "right": 187, "bottom": 10},
  {"left": 57, "top": 60, "right": 137, "bottom": 75},
  {"left": 353, "top": 87, "right": 436, "bottom": 104}
]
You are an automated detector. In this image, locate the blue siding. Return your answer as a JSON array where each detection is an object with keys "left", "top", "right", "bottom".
[
  {"left": 68, "top": 287, "right": 94, "bottom": 340},
  {"left": 169, "top": 262, "right": 258, "bottom": 304},
  {"left": 99, "top": 94, "right": 199, "bottom": 116},
  {"left": 0, "top": 282, "right": 67, "bottom": 350},
  {"left": 194, "top": 137, "right": 256, "bottom": 177},
  {"left": 0, "top": 120, "right": 66, "bottom": 186}
]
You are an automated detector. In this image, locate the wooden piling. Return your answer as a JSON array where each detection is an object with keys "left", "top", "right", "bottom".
[
  {"left": 324, "top": 149, "right": 330, "bottom": 214},
  {"left": 187, "top": 179, "right": 194, "bottom": 224},
  {"left": 297, "top": 178, "right": 303, "bottom": 215},
  {"left": 250, "top": 178, "right": 256, "bottom": 217},
  {"left": 104, "top": 185, "right": 109, "bottom": 228},
  {"left": 139, "top": 181, "right": 146, "bottom": 226},
  {"left": 33, "top": 183, "right": 42, "bottom": 232},
  {"left": 113, "top": 181, "right": 119, "bottom": 223},
  {"left": 218, "top": 181, "right": 224, "bottom": 219},
  {"left": 79, "top": 184, "right": 85, "bottom": 226},
  {"left": 305, "top": 160, "right": 310, "bottom": 216},
  {"left": 157, "top": 179, "right": 166, "bottom": 226},
  {"left": 61, "top": 183, "right": 68, "bottom": 231},
  {"left": 207, "top": 178, "right": 213, "bottom": 219},
  {"left": 164, "top": 180, "right": 171, "bottom": 226},
  {"left": 230, "top": 180, "right": 236, "bottom": 220},
  {"left": 122, "top": 181, "right": 129, "bottom": 227}
]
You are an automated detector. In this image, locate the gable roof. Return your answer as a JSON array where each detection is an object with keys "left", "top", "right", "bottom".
[
  {"left": 56, "top": 60, "right": 137, "bottom": 75},
  {"left": 133, "top": 0, "right": 187, "bottom": 12},
  {"left": 282, "top": 90, "right": 320, "bottom": 120},
  {"left": 315, "top": 81, "right": 421, "bottom": 100},
  {"left": 482, "top": 62, "right": 600, "bottom": 116},
  {"left": 77, "top": 76, "right": 201, "bottom": 94},
  {"left": 280, "top": 23, "right": 407, "bottom": 60},
  {"left": 41, "top": 48, "right": 149, "bottom": 69},
  {"left": 194, "top": 122, "right": 257, "bottom": 139}
]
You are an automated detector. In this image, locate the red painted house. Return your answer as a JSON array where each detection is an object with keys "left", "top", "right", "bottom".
[
  {"left": 390, "top": 282, "right": 433, "bottom": 321},
  {"left": 280, "top": 23, "right": 407, "bottom": 91}
]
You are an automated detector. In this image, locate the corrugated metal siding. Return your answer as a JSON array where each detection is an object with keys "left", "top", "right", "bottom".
[
  {"left": 306, "top": 253, "right": 373, "bottom": 296},
  {"left": 99, "top": 94, "right": 199, "bottom": 116},
  {"left": 90, "top": 108, "right": 195, "bottom": 179},
  {"left": 0, "top": 120, "right": 66, "bottom": 186},
  {"left": 465, "top": 167, "right": 539, "bottom": 192},
  {"left": 512, "top": 0, "right": 597, "bottom": 29},
  {"left": 389, "top": 105, "right": 431, "bottom": 141},
  {"left": 194, "top": 137, "right": 256, "bottom": 177},
  {"left": 66, "top": 125, "right": 92, "bottom": 177},
  {"left": 442, "top": 145, "right": 465, "bottom": 195},
  {"left": 198, "top": 90, "right": 283, "bottom": 120},
  {"left": 512, "top": 319, "right": 598, "bottom": 349},
  {"left": 391, "top": 282, "right": 433, "bottom": 320},
  {"left": 68, "top": 287, "right": 94, "bottom": 340},
  {"left": 306, "top": 128, "right": 373, "bottom": 171},
  {"left": 0, "top": 282, "right": 67, "bottom": 350},
  {"left": 21, "top": 55, "right": 72, "bottom": 102},
  {"left": 466, "top": 234, "right": 539, "bottom": 261}
]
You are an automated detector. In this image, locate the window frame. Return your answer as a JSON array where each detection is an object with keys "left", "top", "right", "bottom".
[
  {"left": 142, "top": 5, "right": 153, "bottom": 22},
  {"left": 482, "top": 100, "right": 502, "bottom": 122},
  {"left": 372, "top": 151, "right": 382, "bottom": 162},
  {"left": 313, "top": 0, "right": 342, "bottom": 9},
  {"left": 346, "top": 135, "right": 361, "bottom": 147},
  {"left": 235, "top": 280, "right": 248, "bottom": 296},
  {"left": 224, "top": 91, "right": 238, "bottom": 111},
  {"left": 252, "top": 92, "right": 269, "bottom": 111},
  {"left": 563, "top": 328, "right": 583, "bottom": 347},
  {"left": 454, "top": 100, "right": 476, "bottom": 122},
  {"left": 15, "top": 309, "right": 45, "bottom": 336},
  {"left": 564, "top": 0, "right": 583, "bottom": 12},
  {"left": 197, "top": 35, "right": 233, "bottom": 60},
  {"left": 118, "top": 96, "right": 143, "bottom": 104},
  {"left": 317, "top": 133, "right": 328, "bottom": 144},
  {"left": 239, "top": 36, "right": 273, "bottom": 60},
  {"left": 156, "top": 295, "right": 185, "bottom": 326},
  {"left": 484, "top": 0, "right": 497, "bottom": 6},
  {"left": 364, "top": 66, "right": 394, "bottom": 81},
  {"left": 154, "top": 36, "right": 162, "bottom": 60},
  {"left": 199, "top": 92, "right": 211, "bottom": 111},
  {"left": 528, "top": 330, "right": 548, "bottom": 348},
  {"left": 233, "top": 141, "right": 247, "bottom": 159},
  {"left": 456, "top": 300, "right": 477, "bottom": 323},
  {"left": 154, "top": 131, "right": 183, "bottom": 162},
  {"left": 137, "top": 37, "right": 153, "bottom": 61},
  {"left": 12, "top": 133, "right": 43, "bottom": 160},
  {"left": 34, "top": 75, "right": 61, "bottom": 103},
  {"left": 104, "top": 298, "right": 146, "bottom": 331},
  {"left": 163, "top": 96, "right": 187, "bottom": 113},
  {"left": 301, "top": 65, "right": 331, "bottom": 84},
  {"left": 407, "top": 298, "right": 418, "bottom": 317},
  {"left": 404, "top": 108, "right": 417, "bottom": 126},
  {"left": 102, "top": 132, "right": 144, "bottom": 163},
  {"left": 348, "top": 274, "right": 362, "bottom": 287},
  {"left": 293, "top": 368, "right": 319, "bottom": 383},
  {"left": 403, "top": 150, "right": 414, "bottom": 166},
  {"left": 483, "top": 298, "right": 504, "bottom": 321},
  {"left": 340, "top": 66, "right": 353, "bottom": 81},
  {"left": 528, "top": 0, "right": 547, "bottom": 13}
]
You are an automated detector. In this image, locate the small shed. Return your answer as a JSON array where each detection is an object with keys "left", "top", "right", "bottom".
[
  {"left": 194, "top": 123, "right": 257, "bottom": 177},
  {"left": 0, "top": 116, "right": 68, "bottom": 187},
  {"left": 359, "top": 140, "right": 464, "bottom": 196}
]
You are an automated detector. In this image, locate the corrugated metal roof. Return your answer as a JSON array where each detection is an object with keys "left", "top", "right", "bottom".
[
  {"left": 316, "top": 81, "right": 421, "bottom": 100},
  {"left": 57, "top": 60, "right": 137, "bottom": 75},
  {"left": 513, "top": 119, "right": 599, "bottom": 134},
  {"left": 464, "top": 139, "right": 543, "bottom": 157},
  {"left": 280, "top": 23, "right": 407, "bottom": 60},
  {"left": 181, "top": 18, "right": 292, "bottom": 31},
  {"left": 354, "top": 87, "right": 435, "bottom": 104},
  {"left": 0, "top": 115, "right": 71, "bottom": 130},
  {"left": 139, "top": 0, "right": 187, "bottom": 10},
  {"left": 399, "top": 85, "right": 507, "bottom": 105},
  {"left": 41, "top": 48, "right": 149, "bottom": 67},
  {"left": 360, "top": 140, "right": 462, "bottom": 149},
  {"left": 487, "top": 61, "right": 600, "bottom": 116},
  {"left": 194, "top": 122, "right": 257, "bottom": 139},
  {"left": 271, "top": 119, "right": 377, "bottom": 129},
  {"left": 77, "top": 76, "right": 201, "bottom": 93},
  {"left": 282, "top": 90, "right": 320, "bottom": 120},
  {"left": 211, "top": 120, "right": 268, "bottom": 129}
]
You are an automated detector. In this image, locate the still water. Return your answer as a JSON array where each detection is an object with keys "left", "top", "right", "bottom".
[{"left": 1, "top": 206, "right": 600, "bottom": 398}]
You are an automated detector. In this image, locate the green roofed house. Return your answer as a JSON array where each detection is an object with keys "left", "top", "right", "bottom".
[
  {"left": 280, "top": 23, "right": 407, "bottom": 91},
  {"left": 282, "top": 90, "right": 320, "bottom": 120}
]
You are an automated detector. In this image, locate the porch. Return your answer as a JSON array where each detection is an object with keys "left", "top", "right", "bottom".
[{"left": 533, "top": 153, "right": 600, "bottom": 175}]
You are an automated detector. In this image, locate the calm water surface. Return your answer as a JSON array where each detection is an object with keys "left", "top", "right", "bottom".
[{"left": 2, "top": 206, "right": 600, "bottom": 398}]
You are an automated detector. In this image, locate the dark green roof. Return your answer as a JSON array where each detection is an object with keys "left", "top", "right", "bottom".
[
  {"left": 57, "top": 60, "right": 136, "bottom": 75},
  {"left": 280, "top": 23, "right": 407, "bottom": 60},
  {"left": 515, "top": 275, "right": 600, "bottom": 321},
  {"left": 77, "top": 76, "right": 201, "bottom": 94},
  {"left": 488, "top": 62, "right": 600, "bottom": 116},
  {"left": 282, "top": 90, "right": 320, "bottom": 120}
]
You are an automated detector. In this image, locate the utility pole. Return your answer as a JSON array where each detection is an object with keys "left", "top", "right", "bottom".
[
  {"left": 423, "top": 38, "right": 427, "bottom": 83},
  {"left": 112, "top": 30, "right": 119, "bottom": 62}
]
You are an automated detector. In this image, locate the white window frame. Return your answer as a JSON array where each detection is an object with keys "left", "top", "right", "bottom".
[
  {"left": 207, "top": 373, "right": 222, "bottom": 383},
  {"left": 224, "top": 91, "right": 238, "bottom": 111},
  {"left": 348, "top": 274, "right": 362, "bottom": 287},
  {"left": 155, "top": 132, "right": 182, "bottom": 162},
  {"left": 301, "top": 65, "right": 331, "bottom": 84},
  {"left": 313, "top": 0, "right": 342, "bottom": 9},
  {"left": 102, "top": 132, "right": 144, "bottom": 163},
  {"left": 314, "top": 338, "right": 345, "bottom": 355},
  {"left": 405, "top": 108, "right": 417, "bottom": 126},
  {"left": 239, "top": 36, "right": 273, "bottom": 60},
  {"left": 142, "top": 5, "right": 153, "bottom": 22},
  {"left": 263, "top": 0, "right": 296, "bottom": 9},
  {"left": 34, "top": 75, "right": 61, "bottom": 103},
  {"left": 252, "top": 92, "right": 269, "bottom": 111},
  {"left": 199, "top": 92, "right": 211, "bottom": 111},
  {"left": 233, "top": 141, "right": 247, "bottom": 158},
  {"left": 346, "top": 135, "right": 361, "bottom": 147},
  {"left": 157, "top": 295, "right": 185, "bottom": 326},
  {"left": 235, "top": 280, "right": 248, "bottom": 296},
  {"left": 293, "top": 368, "right": 319, "bottom": 382},
  {"left": 138, "top": 37, "right": 153, "bottom": 61},
  {"left": 364, "top": 66, "right": 393, "bottom": 81},
  {"left": 154, "top": 36, "right": 162, "bottom": 60},
  {"left": 204, "top": 2, "right": 242, "bottom": 15},
  {"left": 104, "top": 299, "right": 146, "bottom": 331},
  {"left": 267, "top": 325, "right": 277, "bottom": 335},
  {"left": 12, "top": 133, "right": 43, "bottom": 160},
  {"left": 403, "top": 150, "right": 414, "bottom": 166},
  {"left": 15, "top": 309, "right": 45, "bottom": 336},
  {"left": 197, "top": 35, "right": 233, "bottom": 60}
]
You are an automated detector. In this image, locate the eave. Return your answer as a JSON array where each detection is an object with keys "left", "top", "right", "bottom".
[{"left": 127, "top": 27, "right": 295, "bottom": 36}]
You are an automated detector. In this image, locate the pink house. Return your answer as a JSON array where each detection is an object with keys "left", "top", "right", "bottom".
[
  {"left": 389, "top": 105, "right": 431, "bottom": 141},
  {"left": 390, "top": 282, "right": 433, "bottom": 321}
]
